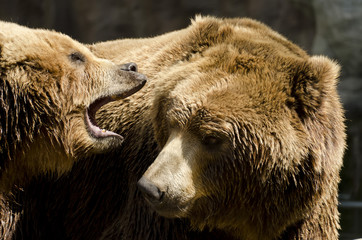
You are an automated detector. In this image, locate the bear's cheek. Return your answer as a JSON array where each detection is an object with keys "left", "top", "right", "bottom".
[{"left": 63, "top": 71, "right": 90, "bottom": 105}]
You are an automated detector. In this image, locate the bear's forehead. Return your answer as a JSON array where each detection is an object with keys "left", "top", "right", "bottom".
[
  {"left": 165, "top": 32, "right": 301, "bottom": 117},
  {"left": 169, "top": 63, "right": 290, "bottom": 105},
  {"left": 166, "top": 72, "right": 289, "bottom": 126}
]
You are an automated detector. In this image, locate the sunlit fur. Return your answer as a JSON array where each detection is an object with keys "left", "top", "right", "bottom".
[
  {"left": 95, "top": 16, "right": 345, "bottom": 240},
  {"left": 0, "top": 20, "right": 145, "bottom": 215},
  {"left": 0, "top": 21, "right": 146, "bottom": 237},
  {"left": 9, "top": 16, "right": 345, "bottom": 240}
]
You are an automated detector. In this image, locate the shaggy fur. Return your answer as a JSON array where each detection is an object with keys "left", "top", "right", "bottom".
[
  {"left": 0, "top": 21, "right": 146, "bottom": 238},
  {"left": 9, "top": 16, "right": 345, "bottom": 240}
]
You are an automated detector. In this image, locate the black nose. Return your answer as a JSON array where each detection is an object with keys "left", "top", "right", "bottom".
[
  {"left": 137, "top": 176, "right": 163, "bottom": 202},
  {"left": 120, "top": 62, "right": 138, "bottom": 72}
]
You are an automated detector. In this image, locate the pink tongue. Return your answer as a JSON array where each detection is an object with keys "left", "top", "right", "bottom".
[{"left": 86, "top": 113, "right": 122, "bottom": 138}]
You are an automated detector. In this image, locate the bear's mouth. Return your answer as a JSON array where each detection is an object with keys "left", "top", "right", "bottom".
[
  {"left": 85, "top": 96, "right": 122, "bottom": 140},
  {"left": 85, "top": 83, "right": 145, "bottom": 140}
]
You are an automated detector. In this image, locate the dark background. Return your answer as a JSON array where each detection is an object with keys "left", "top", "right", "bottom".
[{"left": 1, "top": 0, "right": 361, "bottom": 239}]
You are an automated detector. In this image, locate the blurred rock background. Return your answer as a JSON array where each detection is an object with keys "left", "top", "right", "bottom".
[{"left": 0, "top": 0, "right": 361, "bottom": 238}]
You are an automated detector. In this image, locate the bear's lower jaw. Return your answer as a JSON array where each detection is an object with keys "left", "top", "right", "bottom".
[
  {"left": 88, "top": 135, "right": 124, "bottom": 154},
  {"left": 152, "top": 206, "right": 189, "bottom": 219},
  {"left": 144, "top": 197, "right": 192, "bottom": 219}
]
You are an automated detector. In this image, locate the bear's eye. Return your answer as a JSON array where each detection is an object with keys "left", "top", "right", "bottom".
[
  {"left": 69, "top": 52, "right": 85, "bottom": 63},
  {"left": 202, "top": 135, "right": 222, "bottom": 147}
]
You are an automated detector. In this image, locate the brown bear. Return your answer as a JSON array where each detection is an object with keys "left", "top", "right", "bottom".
[
  {"left": 8, "top": 16, "right": 345, "bottom": 240},
  {"left": 0, "top": 21, "right": 146, "bottom": 238}
]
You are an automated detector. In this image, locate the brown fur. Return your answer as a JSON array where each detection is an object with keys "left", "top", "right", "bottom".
[
  {"left": 9, "top": 16, "right": 345, "bottom": 240},
  {"left": 0, "top": 21, "right": 146, "bottom": 238},
  {"left": 93, "top": 16, "right": 346, "bottom": 239}
]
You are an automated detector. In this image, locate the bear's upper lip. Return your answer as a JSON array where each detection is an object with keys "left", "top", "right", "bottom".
[{"left": 85, "top": 82, "right": 146, "bottom": 140}]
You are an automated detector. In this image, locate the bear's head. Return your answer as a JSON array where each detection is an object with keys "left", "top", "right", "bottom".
[
  {"left": 0, "top": 21, "right": 146, "bottom": 184},
  {"left": 137, "top": 17, "right": 345, "bottom": 239}
]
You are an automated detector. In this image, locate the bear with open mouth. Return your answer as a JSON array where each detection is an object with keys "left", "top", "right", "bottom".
[{"left": 0, "top": 21, "right": 146, "bottom": 237}]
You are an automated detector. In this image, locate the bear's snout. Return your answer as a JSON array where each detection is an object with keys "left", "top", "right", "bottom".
[
  {"left": 110, "top": 62, "right": 147, "bottom": 100},
  {"left": 137, "top": 176, "right": 164, "bottom": 203}
]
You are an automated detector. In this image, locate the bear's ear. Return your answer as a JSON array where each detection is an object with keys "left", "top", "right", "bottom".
[{"left": 290, "top": 56, "right": 340, "bottom": 118}]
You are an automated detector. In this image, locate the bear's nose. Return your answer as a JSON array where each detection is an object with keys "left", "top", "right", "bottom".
[
  {"left": 120, "top": 62, "right": 138, "bottom": 72},
  {"left": 137, "top": 176, "right": 164, "bottom": 202}
]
